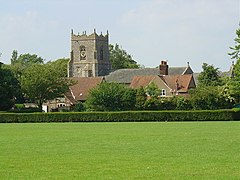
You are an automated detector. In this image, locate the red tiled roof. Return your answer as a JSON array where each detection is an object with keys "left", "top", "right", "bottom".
[
  {"left": 65, "top": 77, "right": 104, "bottom": 103},
  {"left": 163, "top": 74, "right": 194, "bottom": 92},
  {"left": 130, "top": 75, "right": 158, "bottom": 89},
  {"left": 130, "top": 74, "right": 195, "bottom": 93}
]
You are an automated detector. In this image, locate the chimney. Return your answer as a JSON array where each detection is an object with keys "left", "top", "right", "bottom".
[{"left": 159, "top": 61, "right": 168, "bottom": 75}]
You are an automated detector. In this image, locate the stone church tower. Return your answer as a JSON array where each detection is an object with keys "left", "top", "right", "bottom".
[{"left": 68, "top": 29, "right": 112, "bottom": 77}]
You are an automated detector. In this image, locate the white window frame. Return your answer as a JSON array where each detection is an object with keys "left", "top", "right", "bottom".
[{"left": 160, "top": 89, "right": 166, "bottom": 96}]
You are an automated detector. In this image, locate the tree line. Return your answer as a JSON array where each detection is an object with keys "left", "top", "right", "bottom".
[
  {"left": 0, "top": 27, "right": 240, "bottom": 111},
  {"left": 0, "top": 44, "right": 139, "bottom": 111},
  {"left": 76, "top": 27, "right": 240, "bottom": 111}
]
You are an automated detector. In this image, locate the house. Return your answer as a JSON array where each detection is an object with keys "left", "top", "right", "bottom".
[
  {"left": 64, "top": 77, "right": 105, "bottom": 105},
  {"left": 129, "top": 61, "right": 196, "bottom": 97},
  {"left": 130, "top": 74, "right": 196, "bottom": 97},
  {"left": 105, "top": 61, "right": 194, "bottom": 85}
]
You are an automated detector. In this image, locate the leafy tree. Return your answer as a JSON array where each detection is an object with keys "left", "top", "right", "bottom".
[
  {"left": 10, "top": 50, "right": 18, "bottom": 65},
  {"left": 16, "top": 53, "right": 44, "bottom": 65},
  {"left": 144, "top": 97, "right": 161, "bottom": 110},
  {"left": 228, "top": 27, "right": 240, "bottom": 61},
  {"left": 109, "top": 44, "right": 139, "bottom": 70},
  {"left": 190, "top": 86, "right": 232, "bottom": 110},
  {"left": 198, "top": 63, "right": 222, "bottom": 87},
  {"left": 144, "top": 82, "right": 160, "bottom": 98},
  {"left": 73, "top": 101, "right": 85, "bottom": 112},
  {"left": 85, "top": 82, "right": 136, "bottom": 111},
  {"left": 21, "top": 63, "right": 73, "bottom": 108},
  {"left": 0, "top": 63, "right": 21, "bottom": 110},
  {"left": 135, "top": 87, "right": 147, "bottom": 110},
  {"left": 172, "top": 96, "right": 192, "bottom": 110},
  {"left": 47, "top": 58, "right": 69, "bottom": 77},
  {"left": 227, "top": 27, "right": 240, "bottom": 103},
  {"left": 226, "top": 60, "right": 240, "bottom": 104},
  {"left": 8, "top": 52, "right": 44, "bottom": 80}
]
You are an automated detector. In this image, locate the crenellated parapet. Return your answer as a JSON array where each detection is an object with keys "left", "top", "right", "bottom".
[{"left": 71, "top": 29, "right": 109, "bottom": 41}]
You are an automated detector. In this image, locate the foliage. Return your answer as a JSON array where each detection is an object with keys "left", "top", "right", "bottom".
[
  {"left": 73, "top": 101, "right": 85, "bottom": 112},
  {"left": 172, "top": 96, "right": 193, "bottom": 110},
  {"left": 10, "top": 50, "right": 18, "bottom": 65},
  {"left": 0, "top": 110, "right": 239, "bottom": 123},
  {"left": 8, "top": 51, "right": 44, "bottom": 80},
  {"left": 228, "top": 27, "right": 240, "bottom": 61},
  {"left": 144, "top": 82, "right": 160, "bottom": 98},
  {"left": 227, "top": 27, "right": 240, "bottom": 103},
  {"left": 85, "top": 82, "right": 136, "bottom": 111},
  {"left": 47, "top": 58, "right": 69, "bottom": 77},
  {"left": 109, "top": 44, "right": 139, "bottom": 70},
  {"left": 135, "top": 87, "right": 147, "bottom": 110},
  {"left": 13, "top": 53, "right": 44, "bottom": 65},
  {"left": 144, "top": 97, "right": 161, "bottom": 110},
  {"left": 198, "top": 63, "right": 222, "bottom": 86},
  {"left": 190, "top": 86, "right": 233, "bottom": 110},
  {"left": 21, "top": 63, "right": 74, "bottom": 108},
  {"left": 0, "top": 63, "right": 21, "bottom": 110}
]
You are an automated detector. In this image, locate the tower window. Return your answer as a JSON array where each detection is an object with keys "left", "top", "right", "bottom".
[{"left": 100, "top": 47, "right": 104, "bottom": 60}]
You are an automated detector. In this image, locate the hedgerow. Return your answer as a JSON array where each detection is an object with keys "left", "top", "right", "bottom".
[{"left": 0, "top": 109, "right": 239, "bottom": 123}]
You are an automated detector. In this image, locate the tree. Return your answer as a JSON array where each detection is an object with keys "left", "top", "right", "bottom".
[
  {"left": 135, "top": 87, "right": 147, "bottom": 110},
  {"left": 227, "top": 27, "right": 240, "bottom": 103},
  {"left": 85, "top": 82, "right": 136, "bottom": 111},
  {"left": 47, "top": 58, "right": 69, "bottom": 77},
  {"left": 172, "top": 96, "right": 192, "bottom": 110},
  {"left": 198, "top": 63, "right": 222, "bottom": 87},
  {"left": 189, "top": 86, "right": 232, "bottom": 110},
  {"left": 109, "top": 44, "right": 139, "bottom": 70},
  {"left": 8, "top": 52, "right": 44, "bottom": 80},
  {"left": 73, "top": 101, "right": 85, "bottom": 112},
  {"left": 10, "top": 50, "right": 18, "bottom": 65},
  {"left": 0, "top": 63, "right": 21, "bottom": 110},
  {"left": 21, "top": 63, "right": 74, "bottom": 108},
  {"left": 144, "top": 82, "right": 160, "bottom": 98},
  {"left": 16, "top": 53, "right": 44, "bottom": 65},
  {"left": 226, "top": 60, "right": 240, "bottom": 104},
  {"left": 229, "top": 27, "right": 240, "bottom": 61}
]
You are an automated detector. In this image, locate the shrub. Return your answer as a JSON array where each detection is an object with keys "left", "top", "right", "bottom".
[
  {"left": 73, "top": 102, "right": 85, "bottom": 112},
  {"left": 85, "top": 82, "right": 136, "bottom": 111},
  {"left": 0, "top": 110, "right": 239, "bottom": 123}
]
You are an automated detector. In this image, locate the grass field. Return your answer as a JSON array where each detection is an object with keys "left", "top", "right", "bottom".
[{"left": 0, "top": 122, "right": 240, "bottom": 179}]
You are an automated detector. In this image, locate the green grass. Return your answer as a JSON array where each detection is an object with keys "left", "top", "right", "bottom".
[{"left": 0, "top": 122, "right": 240, "bottom": 179}]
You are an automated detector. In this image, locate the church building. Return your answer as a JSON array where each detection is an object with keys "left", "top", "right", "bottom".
[{"left": 68, "top": 29, "right": 112, "bottom": 77}]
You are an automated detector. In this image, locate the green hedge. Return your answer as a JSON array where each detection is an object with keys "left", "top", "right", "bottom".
[{"left": 0, "top": 110, "right": 240, "bottom": 123}]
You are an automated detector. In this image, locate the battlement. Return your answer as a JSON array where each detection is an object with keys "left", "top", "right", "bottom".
[{"left": 71, "top": 29, "right": 108, "bottom": 41}]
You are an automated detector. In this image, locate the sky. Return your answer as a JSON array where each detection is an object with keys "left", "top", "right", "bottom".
[{"left": 0, "top": 0, "right": 239, "bottom": 72}]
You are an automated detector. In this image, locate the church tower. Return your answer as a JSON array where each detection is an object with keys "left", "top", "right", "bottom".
[{"left": 68, "top": 29, "right": 112, "bottom": 77}]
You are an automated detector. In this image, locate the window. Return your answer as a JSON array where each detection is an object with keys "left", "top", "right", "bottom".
[
  {"left": 160, "top": 89, "right": 166, "bottom": 96},
  {"left": 100, "top": 47, "right": 104, "bottom": 60},
  {"left": 88, "top": 70, "right": 93, "bottom": 77}
]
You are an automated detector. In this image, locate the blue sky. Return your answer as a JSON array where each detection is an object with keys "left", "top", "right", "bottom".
[{"left": 0, "top": 0, "right": 239, "bottom": 72}]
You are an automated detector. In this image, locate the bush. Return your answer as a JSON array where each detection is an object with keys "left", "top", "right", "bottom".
[
  {"left": 73, "top": 102, "right": 85, "bottom": 112},
  {"left": 8, "top": 107, "right": 42, "bottom": 113},
  {"left": 0, "top": 110, "right": 239, "bottom": 123},
  {"left": 86, "top": 82, "right": 136, "bottom": 111}
]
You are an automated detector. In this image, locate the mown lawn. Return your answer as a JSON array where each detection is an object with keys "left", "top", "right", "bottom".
[{"left": 0, "top": 122, "right": 240, "bottom": 179}]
